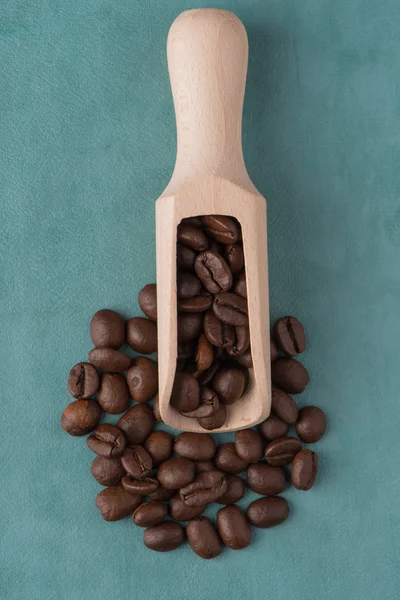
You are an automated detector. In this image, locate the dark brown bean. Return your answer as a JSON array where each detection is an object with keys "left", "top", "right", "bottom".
[
  {"left": 187, "top": 517, "right": 223, "bottom": 559},
  {"left": 169, "top": 494, "right": 205, "bottom": 521},
  {"left": 177, "top": 273, "right": 202, "bottom": 299},
  {"left": 177, "top": 313, "right": 203, "bottom": 342},
  {"left": 133, "top": 502, "right": 168, "bottom": 527},
  {"left": 126, "top": 317, "right": 157, "bottom": 354},
  {"left": 143, "top": 521, "right": 185, "bottom": 552},
  {"left": 291, "top": 449, "right": 318, "bottom": 490},
  {"left": 177, "top": 224, "right": 208, "bottom": 251},
  {"left": 177, "top": 243, "right": 196, "bottom": 270},
  {"left": 171, "top": 372, "right": 200, "bottom": 413},
  {"left": 181, "top": 217, "right": 203, "bottom": 227},
  {"left": 213, "top": 292, "right": 248, "bottom": 327},
  {"left": 157, "top": 458, "right": 195, "bottom": 489},
  {"left": 270, "top": 337, "right": 279, "bottom": 362},
  {"left": 195, "top": 334, "right": 214, "bottom": 371},
  {"left": 234, "top": 347, "right": 253, "bottom": 368},
  {"left": 246, "top": 463, "right": 287, "bottom": 495},
  {"left": 296, "top": 406, "right": 327, "bottom": 443},
  {"left": 121, "top": 476, "right": 159, "bottom": 496},
  {"left": 95, "top": 485, "right": 142, "bottom": 521},
  {"left": 144, "top": 431, "right": 173, "bottom": 464},
  {"left": 117, "top": 404, "right": 155, "bottom": 445},
  {"left": 180, "top": 387, "right": 219, "bottom": 418},
  {"left": 202, "top": 215, "right": 239, "bottom": 245},
  {"left": 233, "top": 271, "right": 247, "bottom": 298},
  {"left": 194, "top": 251, "right": 233, "bottom": 294},
  {"left": 274, "top": 316, "right": 306, "bottom": 356},
  {"left": 121, "top": 445, "right": 153, "bottom": 479},
  {"left": 234, "top": 429, "right": 263, "bottom": 463},
  {"left": 61, "top": 399, "right": 102, "bottom": 436},
  {"left": 68, "top": 362, "right": 99, "bottom": 398},
  {"left": 197, "top": 402, "right": 227, "bottom": 430},
  {"left": 271, "top": 358, "right": 309, "bottom": 394},
  {"left": 180, "top": 471, "right": 227, "bottom": 506},
  {"left": 178, "top": 292, "right": 213, "bottom": 313},
  {"left": 271, "top": 388, "right": 299, "bottom": 424},
  {"left": 195, "top": 460, "right": 215, "bottom": 474},
  {"left": 246, "top": 496, "right": 289, "bottom": 528},
  {"left": 225, "top": 326, "right": 250, "bottom": 357},
  {"left": 204, "top": 310, "right": 235, "bottom": 348},
  {"left": 98, "top": 373, "right": 129, "bottom": 414},
  {"left": 265, "top": 437, "right": 302, "bottom": 466},
  {"left": 90, "top": 309, "right": 125, "bottom": 349},
  {"left": 88, "top": 348, "right": 131, "bottom": 372},
  {"left": 216, "top": 475, "right": 245, "bottom": 505},
  {"left": 212, "top": 368, "right": 246, "bottom": 405},
  {"left": 214, "top": 443, "right": 248, "bottom": 474},
  {"left": 138, "top": 283, "right": 157, "bottom": 321},
  {"left": 216, "top": 505, "right": 251, "bottom": 550},
  {"left": 91, "top": 456, "right": 126, "bottom": 486},
  {"left": 126, "top": 357, "right": 158, "bottom": 403},
  {"left": 259, "top": 412, "right": 290, "bottom": 440},
  {"left": 87, "top": 424, "right": 126, "bottom": 458},
  {"left": 174, "top": 432, "right": 216, "bottom": 461},
  {"left": 148, "top": 487, "right": 175, "bottom": 501},
  {"left": 224, "top": 244, "right": 244, "bottom": 274}
]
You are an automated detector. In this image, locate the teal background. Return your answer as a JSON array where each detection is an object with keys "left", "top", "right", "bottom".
[{"left": 1, "top": 0, "right": 399, "bottom": 599}]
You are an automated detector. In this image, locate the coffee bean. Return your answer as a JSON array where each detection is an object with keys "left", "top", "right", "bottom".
[
  {"left": 296, "top": 406, "right": 326, "bottom": 443},
  {"left": 157, "top": 458, "right": 195, "bottom": 490},
  {"left": 177, "top": 313, "right": 203, "bottom": 342},
  {"left": 138, "top": 283, "right": 157, "bottom": 321},
  {"left": 144, "top": 431, "right": 173, "bottom": 464},
  {"left": 212, "top": 368, "right": 246, "bottom": 405},
  {"left": 169, "top": 493, "right": 206, "bottom": 521},
  {"left": 202, "top": 215, "right": 239, "bottom": 245},
  {"left": 180, "top": 387, "right": 219, "bottom": 418},
  {"left": 195, "top": 334, "right": 214, "bottom": 371},
  {"left": 216, "top": 475, "right": 245, "bottom": 505},
  {"left": 121, "top": 445, "right": 153, "bottom": 479},
  {"left": 126, "top": 317, "right": 157, "bottom": 354},
  {"left": 234, "top": 347, "right": 252, "bottom": 368},
  {"left": 121, "top": 476, "right": 159, "bottom": 496},
  {"left": 233, "top": 271, "right": 247, "bottom": 298},
  {"left": 246, "top": 496, "right": 289, "bottom": 528},
  {"left": 171, "top": 372, "right": 200, "bottom": 412},
  {"left": 180, "top": 471, "right": 228, "bottom": 507},
  {"left": 178, "top": 341, "right": 195, "bottom": 361},
  {"left": 91, "top": 456, "right": 126, "bottom": 486},
  {"left": 224, "top": 244, "right": 244, "bottom": 274},
  {"left": 213, "top": 292, "right": 248, "bottom": 327},
  {"left": 187, "top": 517, "right": 223, "bottom": 559},
  {"left": 61, "top": 399, "right": 102, "bottom": 436},
  {"left": 265, "top": 437, "right": 302, "bottom": 466},
  {"left": 177, "top": 292, "right": 213, "bottom": 313},
  {"left": 90, "top": 309, "right": 125, "bottom": 349},
  {"left": 195, "top": 460, "right": 215, "bottom": 474},
  {"left": 148, "top": 487, "right": 174, "bottom": 501},
  {"left": 87, "top": 424, "right": 126, "bottom": 458},
  {"left": 292, "top": 449, "right": 318, "bottom": 490},
  {"left": 68, "top": 362, "right": 99, "bottom": 399},
  {"left": 117, "top": 404, "right": 155, "bottom": 445},
  {"left": 98, "top": 373, "right": 129, "bottom": 414},
  {"left": 216, "top": 505, "right": 251, "bottom": 550},
  {"left": 177, "top": 243, "right": 196, "bottom": 270},
  {"left": 181, "top": 217, "right": 204, "bottom": 227},
  {"left": 126, "top": 357, "right": 158, "bottom": 404},
  {"left": 225, "top": 326, "right": 250, "bottom": 357},
  {"left": 174, "top": 432, "right": 216, "bottom": 461},
  {"left": 271, "top": 358, "right": 309, "bottom": 394},
  {"left": 274, "top": 316, "right": 306, "bottom": 356},
  {"left": 271, "top": 388, "right": 298, "bottom": 424},
  {"left": 214, "top": 443, "right": 248, "bottom": 474},
  {"left": 133, "top": 502, "right": 168, "bottom": 527},
  {"left": 88, "top": 348, "right": 131, "bottom": 372},
  {"left": 204, "top": 310, "right": 235, "bottom": 348},
  {"left": 259, "top": 412, "right": 290, "bottom": 440},
  {"left": 177, "top": 272, "right": 202, "bottom": 299},
  {"left": 197, "top": 402, "right": 227, "bottom": 430},
  {"left": 194, "top": 251, "right": 233, "bottom": 294},
  {"left": 96, "top": 485, "right": 142, "bottom": 521},
  {"left": 234, "top": 429, "right": 263, "bottom": 463},
  {"left": 246, "top": 463, "right": 287, "bottom": 495},
  {"left": 177, "top": 223, "right": 208, "bottom": 251},
  {"left": 270, "top": 337, "right": 279, "bottom": 362},
  {"left": 143, "top": 521, "right": 185, "bottom": 552},
  {"left": 153, "top": 393, "right": 162, "bottom": 422},
  {"left": 196, "top": 360, "right": 221, "bottom": 386}
]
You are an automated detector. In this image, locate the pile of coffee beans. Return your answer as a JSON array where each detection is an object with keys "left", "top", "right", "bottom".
[
  {"left": 61, "top": 301, "right": 327, "bottom": 558},
  {"left": 173, "top": 216, "right": 250, "bottom": 429}
]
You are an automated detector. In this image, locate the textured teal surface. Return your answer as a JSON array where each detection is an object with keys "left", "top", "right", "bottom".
[{"left": 1, "top": 1, "right": 400, "bottom": 599}]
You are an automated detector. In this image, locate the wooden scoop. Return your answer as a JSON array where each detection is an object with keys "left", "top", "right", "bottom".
[{"left": 156, "top": 8, "right": 271, "bottom": 432}]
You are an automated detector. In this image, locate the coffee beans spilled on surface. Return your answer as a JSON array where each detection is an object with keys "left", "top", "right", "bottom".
[{"left": 60, "top": 215, "right": 327, "bottom": 558}]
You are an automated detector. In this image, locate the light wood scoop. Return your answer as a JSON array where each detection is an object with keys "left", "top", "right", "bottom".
[{"left": 156, "top": 8, "right": 271, "bottom": 432}]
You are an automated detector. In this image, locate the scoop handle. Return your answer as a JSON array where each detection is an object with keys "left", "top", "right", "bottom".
[{"left": 165, "top": 9, "right": 253, "bottom": 193}]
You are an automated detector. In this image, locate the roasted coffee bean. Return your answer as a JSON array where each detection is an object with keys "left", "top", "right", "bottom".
[
  {"left": 148, "top": 487, "right": 174, "bottom": 501},
  {"left": 204, "top": 310, "right": 235, "bottom": 348},
  {"left": 265, "top": 437, "right": 302, "bottom": 466},
  {"left": 202, "top": 215, "right": 239, "bottom": 245},
  {"left": 90, "top": 309, "right": 125, "bottom": 349},
  {"left": 259, "top": 412, "right": 290, "bottom": 440},
  {"left": 181, "top": 387, "right": 219, "bottom": 418},
  {"left": 271, "top": 388, "right": 298, "bottom": 424},
  {"left": 212, "top": 368, "right": 246, "bottom": 405},
  {"left": 181, "top": 216, "right": 203, "bottom": 227},
  {"left": 133, "top": 502, "right": 168, "bottom": 527},
  {"left": 174, "top": 432, "right": 216, "bottom": 461},
  {"left": 234, "top": 429, "right": 263, "bottom": 463},
  {"left": 196, "top": 360, "right": 221, "bottom": 386},
  {"left": 246, "top": 463, "right": 287, "bottom": 495},
  {"left": 177, "top": 224, "right": 208, "bottom": 251},
  {"left": 197, "top": 402, "right": 227, "bottom": 430},
  {"left": 177, "top": 273, "right": 202, "bottom": 299},
  {"left": 117, "top": 404, "right": 155, "bottom": 444},
  {"left": 98, "top": 373, "right": 129, "bottom": 414},
  {"left": 152, "top": 393, "right": 162, "bottom": 422},
  {"left": 157, "top": 458, "right": 195, "bottom": 489},
  {"left": 68, "top": 362, "right": 99, "bottom": 399},
  {"left": 177, "top": 313, "right": 203, "bottom": 342},
  {"left": 213, "top": 292, "right": 248, "bottom": 327},
  {"left": 88, "top": 348, "right": 131, "bottom": 372},
  {"left": 291, "top": 449, "right": 318, "bottom": 490},
  {"left": 224, "top": 244, "right": 244, "bottom": 274},
  {"left": 169, "top": 493, "right": 206, "bottom": 521},
  {"left": 178, "top": 341, "right": 195, "bottom": 361},
  {"left": 270, "top": 338, "right": 279, "bottom": 362},
  {"left": 126, "top": 317, "right": 157, "bottom": 354},
  {"left": 126, "top": 357, "right": 158, "bottom": 404},
  {"left": 87, "top": 424, "right": 126, "bottom": 458},
  {"left": 246, "top": 496, "right": 289, "bottom": 528},
  {"left": 180, "top": 471, "right": 227, "bottom": 506},
  {"left": 214, "top": 443, "right": 248, "bottom": 474},
  {"left": 171, "top": 372, "right": 200, "bottom": 413},
  {"left": 274, "top": 316, "right": 306, "bottom": 356},
  {"left": 195, "top": 334, "right": 214, "bottom": 371},
  {"left": 194, "top": 251, "right": 233, "bottom": 294},
  {"left": 144, "top": 431, "right": 173, "bottom": 464},
  {"left": 121, "top": 476, "right": 159, "bottom": 496},
  {"left": 177, "top": 243, "right": 196, "bottom": 270},
  {"left": 95, "top": 485, "right": 142, "bottom": 522},
  {"left": 271, "top": 358, "right": 309, "bottom": 394},
  {"left": 178, "top": 292, "right": 213, "bottom": 313},
  {"left": 143, "top": 521, "right": 185, "bottom": 552},
  {"left": 91, "top": 456, "right": 126, "bottom": 486},
  {"left": 121, "top": 445, "right": 153, "bottom": 479},
  {"left": 216, "top": 475, "right": 245, "bottom": 505},
  {"left": 296, "top": 406, "right": 327, "bottom": 443},
  {"left": 234, "top": 347, "right": 253, "bottom": 368},
  {"left": 138, "top": 283, "right": 157, "bottom": 321},
  {"left": 233, "top": 271, "right": 247, "bottom": 298},
  {"left": 187, "top": 517, "right": 223, "bottom": 559},
  {"left": 225, "top": 326, "right": 250, "bottom": 357},
  {"left": 195, "top": 460, "right": 215, "bottom": 474},
  {"left": 216, "top": 505, "right": 251, "bottom": 550},
  {"left": 61, "top": 399, "right": 102, "bottom": 436}
]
